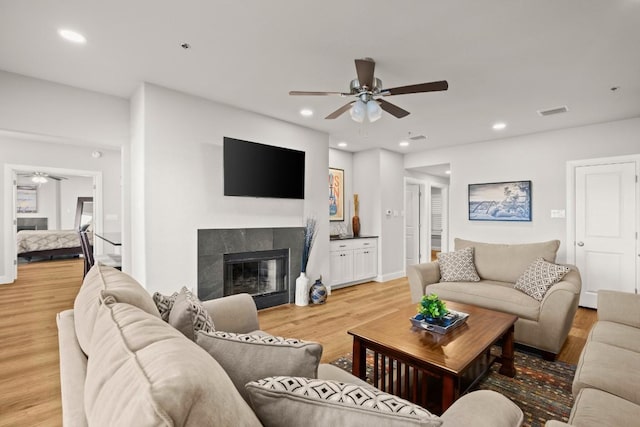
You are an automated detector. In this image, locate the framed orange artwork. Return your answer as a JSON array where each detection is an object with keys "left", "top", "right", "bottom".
[{"left": 329, "top": 168, "right": 344, "bottom": 221}]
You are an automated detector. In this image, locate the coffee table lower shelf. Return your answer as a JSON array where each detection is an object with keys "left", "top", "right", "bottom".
[{"left": 352, "top": 335, "right": 514, "bottom": 415}]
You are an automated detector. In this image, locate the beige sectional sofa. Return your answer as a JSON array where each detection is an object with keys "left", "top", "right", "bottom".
[
  {"left": 57, "top": 264, "right": 524, "bottom": 426},
  {"left": 546, "top": 290, "right": 640, "bottom": 427},
  {"left": 408, "top": 238, "right": 582, "bottom": 359}
]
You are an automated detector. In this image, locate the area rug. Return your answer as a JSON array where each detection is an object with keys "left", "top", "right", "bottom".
[{"left": 330, "top": 347, "right": 575, "bottom": 427}]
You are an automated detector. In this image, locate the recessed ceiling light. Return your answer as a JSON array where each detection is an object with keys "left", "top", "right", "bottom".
[
  {"left": 300, "top": 109, "right": 313, "bottom": 117},
  {"left": 492, "top": 122, "right": 506, "bottom": 130},
  {"left": 58, "top": 29, "right": 86, "bottom": 44},
  {"left": 399, "top": 141, "right": 410, "bottom": 147},
  {"left": 445, "top": 170, "right": 451, "bottom": 175},
  {"left": 337, "top": 142, "right": 347, "bottom": 148}
]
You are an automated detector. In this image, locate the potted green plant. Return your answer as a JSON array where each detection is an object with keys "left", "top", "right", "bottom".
[{"left": 417, "top": 293, "right": 449, "bottom": 324}]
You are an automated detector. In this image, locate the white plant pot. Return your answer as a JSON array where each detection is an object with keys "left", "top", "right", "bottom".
[{"left": 295, "top": 272, "right": 310, "bottom": 306}]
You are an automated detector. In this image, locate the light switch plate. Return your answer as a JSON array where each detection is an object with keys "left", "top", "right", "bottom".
[{"left": 550, "top": 209, "right": 566, "bottom": 218}]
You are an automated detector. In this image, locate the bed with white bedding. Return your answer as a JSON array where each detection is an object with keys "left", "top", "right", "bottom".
[{"left": 17, "top": 229, "right": 91, "bottom": 260}]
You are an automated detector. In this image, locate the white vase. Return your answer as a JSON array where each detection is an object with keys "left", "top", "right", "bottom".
[{"left": 295, "top": 272, "right": 310, "bottom": 306}]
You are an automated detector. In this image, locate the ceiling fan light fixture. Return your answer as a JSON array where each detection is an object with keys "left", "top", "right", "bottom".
[
  {"left": 350, "top": 100, "right": 366, "bottom": 123},
  {"left": 32, "top": 175, "right": 48, "bottom": 183},
  {"left": 367, "top": 100, "right": 382, "bottom": 122}
]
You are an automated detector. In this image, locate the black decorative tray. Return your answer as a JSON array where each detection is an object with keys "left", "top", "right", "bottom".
[{"left": 410, "top": 310, "right": 469, "bottom": 334}]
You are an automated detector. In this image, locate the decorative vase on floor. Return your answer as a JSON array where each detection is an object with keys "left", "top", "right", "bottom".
[
  {"left": 295, "top": 272, "right": 310, "bottom": 306},
  {"left": 309, "top": 277, "right": 327, "bottom": 305}
]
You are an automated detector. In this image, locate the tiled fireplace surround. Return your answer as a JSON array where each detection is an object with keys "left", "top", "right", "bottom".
[{"left": 197, "top": 227, "right": 304, "bottom": 309}]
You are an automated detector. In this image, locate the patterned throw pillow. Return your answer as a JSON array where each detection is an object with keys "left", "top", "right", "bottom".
[
  {"left": 196, "top": 332, "right": 322, "bottom": 403},
  {"left": 168, "top": 287, "right": 215, "bottom": 340},
  {"left": 437, "top": 246, "right": 481, "bottom": 282},
  {"left": 245, "top": 376, "right": 443, "bottom": 427},
  {"left": 152, "top": 291, "right": 179, "bottom": 322},
  {"left": 514, "top": 257, "right": 571, "bottom": 301}
]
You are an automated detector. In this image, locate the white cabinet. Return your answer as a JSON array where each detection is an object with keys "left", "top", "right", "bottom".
[
  {"left": 330, "top": 238, "right": 378, "bottom": 288},
  {"left": 330, "top": 249, "right": 353, "bottom": 286}
]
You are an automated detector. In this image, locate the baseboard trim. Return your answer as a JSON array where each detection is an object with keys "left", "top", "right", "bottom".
[
  {"left": 0, "top": 274, "right": 15, "bottom": 285},
  {"left": 375, "top": 270, "right": 405, "bottom": 283}
]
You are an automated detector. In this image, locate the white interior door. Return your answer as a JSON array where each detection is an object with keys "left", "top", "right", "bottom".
[
  {"left": 405, "top": 184, "right": 420, "bottom": 270},
  {"left": 575, "top": 162, "right": 637, "bottom": 308}
]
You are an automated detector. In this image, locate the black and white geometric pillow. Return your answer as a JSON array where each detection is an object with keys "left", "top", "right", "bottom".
[
  {"left": 181, "top": 287, "right": 215, "bottom": 334},
  {"left": 211, "top": 331, "right": 307, "bottom": 346},
  {"left": 437, "top": 246, "right": 481, "bottom": 282},
  {"left": 152, "top": 291, "right": 179, "bottom": 322},
  {"left": 514, "top": 257, "right": 571, "bottom": 301},
  {"left": 246, "top": 376, "right": 442, "bottom": 426}
]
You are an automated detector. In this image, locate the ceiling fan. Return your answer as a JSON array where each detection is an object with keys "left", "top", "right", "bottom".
[
  {"left": 18, "top": 171, "right": 68, "bottom": 183},
  {"left": 289, "top": 57, "right": 448, "bottom": 122}
]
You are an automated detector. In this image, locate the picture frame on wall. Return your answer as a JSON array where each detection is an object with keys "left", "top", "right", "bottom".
[
  {"left": 17, "top": 186, "right": 38, "bottom": 213},
  {"left": 469, "top": 180, "right": 532, "bottom": 222},
  {"left": 329, "top": 167, "right": 344, "bottom": 221}
]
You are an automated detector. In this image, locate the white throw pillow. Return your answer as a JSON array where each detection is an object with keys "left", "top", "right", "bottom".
[
  {"left": 514, "top": 257, "right": 571, "bottom": 301},
  {"left": 437, "top": 247, "right": 481, "bottom": 282}
]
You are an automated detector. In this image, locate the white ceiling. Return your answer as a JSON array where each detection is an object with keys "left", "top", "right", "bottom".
[{"left": 1, "top": 0, "right": 639, "bottom": 154}]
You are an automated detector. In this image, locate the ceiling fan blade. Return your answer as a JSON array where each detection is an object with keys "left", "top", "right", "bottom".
[
  {"left": 378, "top": 99, "right": 410, "bottom": 118},
  {"left": 381, "top": 80, "right": 449, "bottom": 96},
  {"left": 325, "top": 102, "right": 355, "bottom": 119},
  {"left": 355, "top": 58, "right": 375, "bottom": 89},
  {"left": 48, "top": 175, "right": 67, "bottom": 181},
  {"left": 289, "top": 91, "right": 347, "bottom": 96}
]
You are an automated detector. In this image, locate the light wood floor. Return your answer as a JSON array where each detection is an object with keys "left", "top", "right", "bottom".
[{"left": 0, "top": 259, "right": 597, "bottom": 426}]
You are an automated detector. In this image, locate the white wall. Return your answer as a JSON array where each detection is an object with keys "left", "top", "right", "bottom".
[
  {"left": 60, "top": 176, "right": 94, "bottom": 229},
  {"left": 329, "top": 148, "right": 353, "bottom": 235},
  {"left": 380, "top": 150, "right": 406, "bottom": 280},
  {"left": 353, "top": 150, "right": 381, "bottom": 238},
  {"left": 404, "top": 117, "right": 640, "bottom": 262},
  {"left": 352, "top": 149, "right": 406, "bottom": 281},
  {"left": 130, "top": 83, "right": 330, "bottom": 295},
  {"left": 0, "top": 70, "right": 128, "bottom": 147},
  {"left": 1, "top": 136, "right": 122, "bottom": 282}
]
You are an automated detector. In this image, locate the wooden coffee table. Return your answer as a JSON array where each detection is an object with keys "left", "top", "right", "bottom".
[{"left": 347, "top": 301, "right": 517, "bottom": 414}]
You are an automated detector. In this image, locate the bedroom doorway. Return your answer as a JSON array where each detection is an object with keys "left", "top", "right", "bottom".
[{"left": 4, "top": 164, "right": 102, "bottom": 283}]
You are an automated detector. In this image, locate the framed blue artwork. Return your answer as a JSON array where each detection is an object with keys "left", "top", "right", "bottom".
[{"left": 469, "top": 181, "right": 532, "bottom": 222}]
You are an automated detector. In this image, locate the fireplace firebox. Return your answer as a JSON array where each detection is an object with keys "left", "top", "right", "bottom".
[{"left": 223, "top": 249, "right": 289, "bottom": 309}]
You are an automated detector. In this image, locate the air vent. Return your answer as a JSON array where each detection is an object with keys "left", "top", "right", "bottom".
[
  {"left": 409, "top": 134, "right": 427, "bottom": 141},
  {"left": 537, "top": 105, "right": 569, "bottom": 116}
]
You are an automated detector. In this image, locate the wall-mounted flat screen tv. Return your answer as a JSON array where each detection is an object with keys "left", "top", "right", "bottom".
[{"left": 223, "top": 137, "right": 305, "bottom": 199}]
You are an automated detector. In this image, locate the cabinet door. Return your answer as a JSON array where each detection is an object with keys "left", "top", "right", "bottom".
[
  {"left": 330, "top": 250, "right": 353, "bottom": 286},
  {"left": 363, "top": 247, "right": 377, "bottom": 279},
  {"left": 354, "top": 248, "right": 377, "bottom": 281}
]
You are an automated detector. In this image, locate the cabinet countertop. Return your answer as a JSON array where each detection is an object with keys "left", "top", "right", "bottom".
[{"left": 330, "top": 235, "right": 378, "bottom": 241}]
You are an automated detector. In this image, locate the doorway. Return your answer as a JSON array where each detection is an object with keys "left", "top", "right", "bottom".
[
  {"left": 3, "top": 164, "right": 102, "bottom": 284},
  {"left": 566, "top": 156, "right": 639, "bottom": 308},
  {"left": 430, "top": 187, "right": 443, "bottom": 261},
  {"left": 404, "top": 173, "right": 449, "bottom": 273}
]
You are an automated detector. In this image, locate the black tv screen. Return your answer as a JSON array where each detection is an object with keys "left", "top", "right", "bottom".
[{"left": 223, "top": 137, "right": 305, "bottom": 199}]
